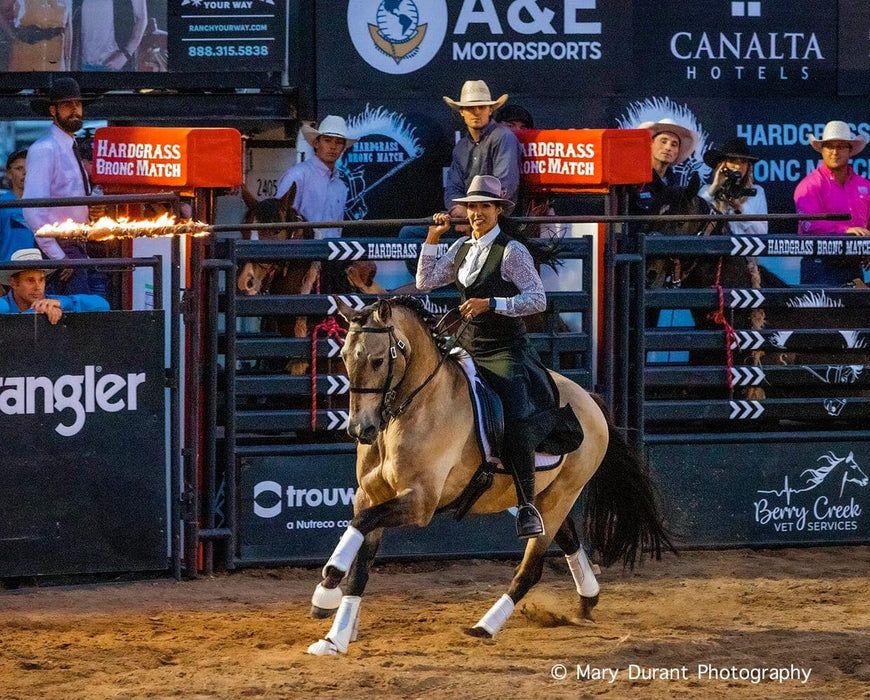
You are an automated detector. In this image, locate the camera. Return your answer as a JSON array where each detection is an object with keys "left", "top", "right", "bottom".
[{"left": 717, "top": 168, "right": 757, "bottom": 201}]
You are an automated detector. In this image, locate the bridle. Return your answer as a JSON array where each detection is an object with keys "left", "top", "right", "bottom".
[{"left": 346, "top": 314, "right": 470, "bottom": 426}]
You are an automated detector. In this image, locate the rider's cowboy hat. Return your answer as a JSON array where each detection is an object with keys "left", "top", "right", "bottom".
[
  {"left": 443, "top": 80, "right": 508, "bottom": 111},
  {"left": 0, "top": 248, "right": 54, "bottom": 287},
  {"left": 300, "top": 115, "right": 358, "bottom": 148},
  {"left": 703, "top": 136, "right": 759, "bottom": 169},
  {"left": 30, "top": 77, "right": 100, "bottom": 117},
  {"left": 452, "top": 174, "right": 515, "bottom": 216},
  {"left": 808, "top": 120, "right": 867, "bottom": 156},
  {"left": 639, "top": 118, "right": 699, "bottom": 165}
]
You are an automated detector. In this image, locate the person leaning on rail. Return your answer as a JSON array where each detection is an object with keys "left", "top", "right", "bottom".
[
  {"left": 0, "top": 248, "right": 108, "bottom": 323},
  {"left": 794, "top": 120, "right": 870, "bottom": 286},
  {"left": 701, "top": 136, "right": 768, "bottom": 288}
]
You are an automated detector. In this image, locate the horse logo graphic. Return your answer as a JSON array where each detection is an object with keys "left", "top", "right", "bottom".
[
  {"left": 337, "top": 105, "right": 424, "bottom": 220},
  {"left": 349, "top": 0, "right": 448, "bottom": 74},
  {"left": 757, "top": 451, "right": 869, "bottom": 504}
]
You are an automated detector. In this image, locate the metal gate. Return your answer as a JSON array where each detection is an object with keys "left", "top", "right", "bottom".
[{"left": 195, "top": 232, "right": 596, "bottom": 570}]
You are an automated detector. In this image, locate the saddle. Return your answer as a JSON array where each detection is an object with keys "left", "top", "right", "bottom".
[{"left": 444, "top": 351, "right": 572, "bottom": 521}]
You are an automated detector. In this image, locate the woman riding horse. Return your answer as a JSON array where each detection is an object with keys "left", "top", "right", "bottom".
[{"left": 417, "top": 174, "right": 576, "bottom": 539}]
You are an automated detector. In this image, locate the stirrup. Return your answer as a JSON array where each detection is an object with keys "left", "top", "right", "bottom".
[{"left": 515, "top": 503, "right": 545, "bottom": 539}]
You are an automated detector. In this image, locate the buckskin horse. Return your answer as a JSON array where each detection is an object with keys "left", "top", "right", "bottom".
[
  {"left": 236, "top": 184, "right": 318, "bottom": 374},
  {"left": 306, "top": 296, "right": 672, "bottom": 656}
]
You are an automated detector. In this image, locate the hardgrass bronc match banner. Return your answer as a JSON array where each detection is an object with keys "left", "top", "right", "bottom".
[
  {"left": 92, "top": 127, "right": 243, "bottom": 188},
  {"left": 0, "top": 312, "right": 167, "bottom": 578}
]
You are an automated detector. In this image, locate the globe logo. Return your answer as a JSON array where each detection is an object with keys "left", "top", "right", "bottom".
[
  {"left": 375, "top": 0, "right": 419, "bottom": 45},
  {"left": 348, "top": 0, "right": 448, "bottom": 75}
]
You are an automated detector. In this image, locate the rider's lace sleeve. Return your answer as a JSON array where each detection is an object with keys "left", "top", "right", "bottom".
[
  {"left": 416, "top": 237, "right": 467, "bottom": 291},
  {"left": 499, "top": 241, "right": 547, "bottom": 317}
]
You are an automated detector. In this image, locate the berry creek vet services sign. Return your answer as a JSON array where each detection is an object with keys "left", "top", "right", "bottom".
[{"left": 92, "top": 127, "right": 243, "bottom": 188}]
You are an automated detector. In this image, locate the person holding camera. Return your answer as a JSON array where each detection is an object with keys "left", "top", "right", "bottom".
[{"left": 701, "top": 137, "right": 767, "bottom": 287}]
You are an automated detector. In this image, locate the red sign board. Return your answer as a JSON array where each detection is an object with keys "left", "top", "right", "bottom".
[
  {"left": 518, "top": 128, "right": 651, "bottom": 191},
  {"left": 92, "top": 127, "right": 243, "bottom": 188}
]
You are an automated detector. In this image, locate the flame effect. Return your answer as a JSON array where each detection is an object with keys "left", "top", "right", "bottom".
[{"left": 35, "top": 214, "right": 211, "bottom": 241}]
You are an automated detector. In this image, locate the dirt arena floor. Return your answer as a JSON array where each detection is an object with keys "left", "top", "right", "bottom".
[{"left": 1, "top": 546, "right": 868, "bottom": 700}]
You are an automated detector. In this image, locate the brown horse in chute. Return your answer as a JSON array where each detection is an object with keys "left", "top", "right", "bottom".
[
  {"left": 236, "top": 183, "right": 318, "bottom": 374},
  {"left": 306, "top": 296, "right": 672, "bottom": 655}
]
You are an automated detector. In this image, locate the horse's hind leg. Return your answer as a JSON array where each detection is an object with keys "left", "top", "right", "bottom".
[
  {"left": 468, "top": 538, "right": 549, "bottom": 638},
  {"left": 308, "top": 528, "right": 384, "bottom": 656},
  {"left": 553, "top": 516, "right": 600, "bottom": 620}
]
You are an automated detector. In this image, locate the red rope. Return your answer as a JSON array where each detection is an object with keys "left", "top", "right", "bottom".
[
  {"left": 707, "top": 257, "right": 737, "bottom": 391},
  {"left": 311, "top": 316, "right": 347, "bottom": 431}
]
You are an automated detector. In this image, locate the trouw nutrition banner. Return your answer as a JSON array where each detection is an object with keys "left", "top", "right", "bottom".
[{"left": 0, "top": 311, "right": 166, "bottom": 577}]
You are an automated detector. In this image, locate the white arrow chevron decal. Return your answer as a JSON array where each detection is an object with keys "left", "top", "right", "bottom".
[
  {"left": 729, "top": 400, "right": 765, "bottom": 419},
  {"left": 326, "top": 410, "right": 349, "bottom": 430},
  {"left": 730, "top": 331, "right": 765, "bottom": 350},
  {"left": 730, "top": 366, "right": 765, "bottom": 386},
  {"left": 327, "top": 241, "right": 341, "bottom": 261},
  {"left": 730, "top": 236, "right": 766, "bottom": 257},
  {"left": 327, "top": 338, "right": 342, "bottom": 357},
  {"left": 326, "top": 375, "right": 350, "bottom": 394},
  {"left": 729, "top": 289, "right": 765, "bottom": 308}
]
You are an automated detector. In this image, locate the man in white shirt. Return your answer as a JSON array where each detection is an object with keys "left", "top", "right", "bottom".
[
  {"left": 24, "top": 77, "right": 98, "bottom": 295},
  {"left": 276, "top": 115, "right": 355, "bottom": 241}
]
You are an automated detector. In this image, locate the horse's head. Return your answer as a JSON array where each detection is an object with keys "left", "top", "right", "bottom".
[
  {"left": 237, "top": 183, "right": 308, "bottom": 295},
  {"left": 646, "top": 173, "right": 725, "bottom": 288},
  {"left": 843, "top": 451, "right": 869, "bottom": 488},
  {"left": 336, "top": 297, "right": 411, "bottom": 444}
]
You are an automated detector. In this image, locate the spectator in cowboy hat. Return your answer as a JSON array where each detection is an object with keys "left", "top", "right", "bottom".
[
  {"left": 0, "top": 248, "right": 108, "bottom": 322},
  {"left": 794, "top": 120, "right": 870, "bottom": 286},
  {"left": 24, "top": 77, "right": 103, "bottom": 297},
  {"left": 443, "top": 80, "right": 522, "bottom": 219},
  {"left": 276, "top": 114, "right": 357, "bottom": 241},
  {"left": 701, "top": 136, "right": 768, "bottom": 287},
  {"left": 399, "top": 80, "right": 523, "bottom": 277},
  {"left": 628, "top": 118, "right": 699, "bottom": 223}
]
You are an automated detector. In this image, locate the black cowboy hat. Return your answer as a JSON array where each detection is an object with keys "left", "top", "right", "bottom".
[
  {"left": 30, "top": 77, "right": 100, "bottom": 117},
  {"left": 703, "top": 136, "right": 759, "bottom": 168}
]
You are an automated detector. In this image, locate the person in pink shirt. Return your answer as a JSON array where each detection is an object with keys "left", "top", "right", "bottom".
[{"left": 794, "top": 120, "right": 870, "bottom": 286}]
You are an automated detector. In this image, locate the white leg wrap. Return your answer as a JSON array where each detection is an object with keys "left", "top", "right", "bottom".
[
  {"left": 307, "top": 595, "right": 361, "bottom": 656},
  {"left": 566, "top": 548, "right": 600, "bottom": 598},
  {"left": 311, "top": 582, "right": 344, "bottom": 611},
  {"left": 473, "top": 594, "right": 515, "bottom": 637},
  {"left": 322, "top": 526, "right": 364, "bottom": 579}
]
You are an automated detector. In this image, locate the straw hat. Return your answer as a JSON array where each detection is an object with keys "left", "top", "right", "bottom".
[
  {"left": 452, "top": 175, "right": 515, "bottom": 215},
  {"left": 300, "top": 115, "right": 358, "bottom": 148},
  {"left": 808, "top": 121, "right": 867, "bottom": 156},
  {"left": 0, "top": 248, "right": 53, "bottom": 286},
  {"left": 443, "top": 80, "right": 508, "bottom": 111},
  {"left": 639, "top": 118, "right": 699, "bottom": 164}
]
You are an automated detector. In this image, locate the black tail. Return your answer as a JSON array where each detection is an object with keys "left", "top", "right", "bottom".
[{"left": 583, "top": 397, "right": 676, "bottom": 568}]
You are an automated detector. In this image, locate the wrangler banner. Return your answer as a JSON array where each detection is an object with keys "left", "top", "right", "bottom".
[{"left": 0, "top": 311, "right": 167, "bottom": 577}]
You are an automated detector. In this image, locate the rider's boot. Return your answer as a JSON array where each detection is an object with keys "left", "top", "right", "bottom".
[{"left": 509, "top": 449, "right": 545, "bottom": 539}]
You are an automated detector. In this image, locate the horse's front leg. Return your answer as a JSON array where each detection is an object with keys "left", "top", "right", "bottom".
[{"left": 308, "top": 487, "right": 426, "bottom": 656}]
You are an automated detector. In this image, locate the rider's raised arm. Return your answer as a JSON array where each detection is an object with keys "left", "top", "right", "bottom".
[{"left": 415, "top": 236, "right": 467, "bottom": 292}]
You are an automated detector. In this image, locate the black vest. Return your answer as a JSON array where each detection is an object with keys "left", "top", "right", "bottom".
[{"left": 455, "top": 232, "right": 526, "bottom": 354}]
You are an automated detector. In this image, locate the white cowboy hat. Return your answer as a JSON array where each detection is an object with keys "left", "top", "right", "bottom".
[
  {"left": 451, "top": 174, "right": 515, "bottom": 215},
  {"left": 300, "top": 115, "right": 358, "bottom": 148},
  {"left": 443, "top": 80, "right": 508, "bottom": 111},
  {"left": 809, "top": 120, "right": 867, "bottom": 156},
  {"left": 639, "top": 118, "right": 699, "bottom": 164},
  {"left": 0, "top": 248, "right": 53, "bottom": 286}
]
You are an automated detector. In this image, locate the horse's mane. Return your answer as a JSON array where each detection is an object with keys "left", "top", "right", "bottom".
[{"left": 362, "top": 295, "right": 452, "bottom": 356}]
